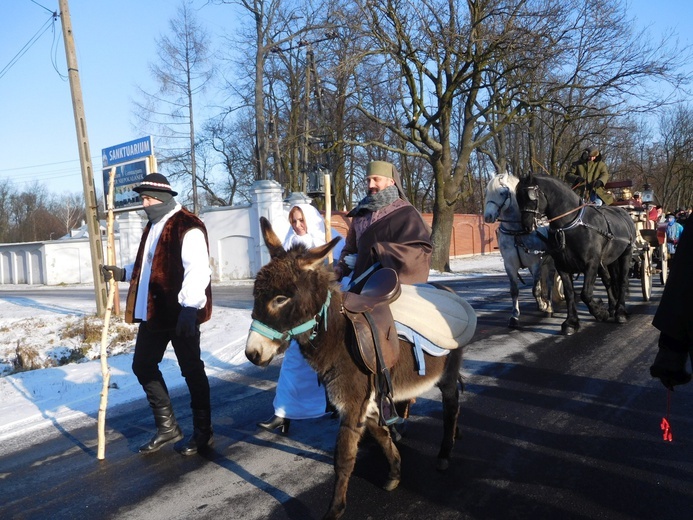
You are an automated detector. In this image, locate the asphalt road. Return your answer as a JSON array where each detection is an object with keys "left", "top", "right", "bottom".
[{"left": 0, "top": 276, "right": 691, "bottom": 520}]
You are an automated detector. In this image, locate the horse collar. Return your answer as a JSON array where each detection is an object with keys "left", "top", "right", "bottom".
[{"left": 250, "top": 290, "right": 332, "bottom": 343}]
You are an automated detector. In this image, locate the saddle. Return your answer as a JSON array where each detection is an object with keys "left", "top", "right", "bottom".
[{"left": 342, "top": 268, "right": 402, "bottom": 425}]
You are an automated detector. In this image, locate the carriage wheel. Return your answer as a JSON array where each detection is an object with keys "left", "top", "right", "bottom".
[
  {"left": 641, "top": 250, "right": 652, "bottom": 301},
  {"left": 659, "top": 245, "right": 669, "bottom": 285}
]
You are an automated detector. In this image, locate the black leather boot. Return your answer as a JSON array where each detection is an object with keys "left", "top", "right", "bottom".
[
  {"left": 257, "top": 415, "right": 290, "bottom": 435},
  {"left": 139, "top": 405, "right": 184, "bottom": 453},
  {"left": 175, "top": 408, "right": 214, "bottom": 456}
]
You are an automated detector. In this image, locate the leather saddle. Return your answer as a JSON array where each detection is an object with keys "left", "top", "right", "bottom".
[
  {"left": 342, "top": 268, "right": 402, "bottom": 426},
  {"left": 342, "top": 267, "right": 401, "bottom": 374}
]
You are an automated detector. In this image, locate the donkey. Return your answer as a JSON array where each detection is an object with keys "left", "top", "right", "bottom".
[{"left": 246, "top": 217, "right": 473, "bottom": 520}]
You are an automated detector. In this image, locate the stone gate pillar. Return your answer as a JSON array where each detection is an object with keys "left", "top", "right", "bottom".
[{"left": 249, "top": 180, "right": 285, "bottom": 272}]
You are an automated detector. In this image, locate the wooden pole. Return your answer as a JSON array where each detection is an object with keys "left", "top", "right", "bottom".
[
  {"left": 59, "top": 0, "right": 107, "bottom": 317},
  {"left": 324, "top": 173, "right": 332, "bottom": 264},
  {"left": 97, "top": 168, "right": 117, "bottom": 460},
  {"left": 107, "top": 169, "right": 120, "bottom": 315}
]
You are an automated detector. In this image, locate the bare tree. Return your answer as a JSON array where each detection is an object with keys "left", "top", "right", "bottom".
[
  {"left": 348, "top": 0, "right": 688, "bottom": 270},
  {"left": 133, "top": 0, "right": 215, "bottom": 214},
  {"left": 50, "top": 192, "right": 85, "bottom": 237}
]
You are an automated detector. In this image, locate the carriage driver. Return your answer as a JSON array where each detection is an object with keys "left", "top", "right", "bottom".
[
  {"left": 566, "top": 146, "right": 614, "bottom": 206},
  {"left": 334, "top": 160, "right": 432, "bottom": 439}
]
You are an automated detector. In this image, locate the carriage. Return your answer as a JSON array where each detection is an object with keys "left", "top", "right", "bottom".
[{"left": 605, "top": 180, "right": 668, "bottom": 301}]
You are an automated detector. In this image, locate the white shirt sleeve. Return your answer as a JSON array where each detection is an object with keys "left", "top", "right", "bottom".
[{"left": 178, "top": 228, "right": 211, "bottom": 309}]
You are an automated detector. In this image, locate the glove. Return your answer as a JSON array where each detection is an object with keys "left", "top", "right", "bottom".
[
  {"left": 100, "top": 264, "right": 125, "bottom": 282},
  {"left": 176, "top": 306, "right": 198, "bottom": 337},
  {"left": 343, "top": 254, "right": 358, "bottom": 269},
  {"left": 571, "top": 177, "right": 585, "bottom": 189},
  {"left": 592, "top": 179, "right": 604, "bottom": 189}
]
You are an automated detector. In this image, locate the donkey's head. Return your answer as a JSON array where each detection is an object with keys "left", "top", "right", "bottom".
[{"left": 245, "top": 217, "right": 341, "bottom": 367}]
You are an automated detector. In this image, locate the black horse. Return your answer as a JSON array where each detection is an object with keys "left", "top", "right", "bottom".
[{"left": 515, "top": 172, "right": 636, "bottom": 335}]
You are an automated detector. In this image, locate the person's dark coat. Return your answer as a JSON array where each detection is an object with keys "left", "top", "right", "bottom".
[
  {"left": 342, "top": 199, "right": 432, "bottom": 291},
  {"left": 653, "top": 224, "right": 693, "bottom": 347}
]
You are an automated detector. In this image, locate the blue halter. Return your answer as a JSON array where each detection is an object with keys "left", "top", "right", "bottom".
[{"left": 249, "top": 290, "right": 332, "bottom": 343}]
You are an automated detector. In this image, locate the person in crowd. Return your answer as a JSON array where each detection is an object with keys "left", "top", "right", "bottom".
[
  {"left": 650, "top": 223, "right": 693, "bottom": 389},
  {"left": 566, "top": 146, "right": 614, "bottom": 206},
  {"left": 676, "top": 208, "right": 690, "bottom": 227},
  {"left": 631, "top": 191, "right": 643, "bottom": 208},
  {"left": 101, "top": 173, "right": 213, "bottom": 456},
  {"left": 334, "top": 160, "right": 432, "bottom": 439},
  {"left": 665, "top": 212, "right": 684, "bottom": 261},
  {"left": 648, "top": 204, "right": 663, "bottom": 223},
  {"left": 257, "top": 204, "right": 332, "bottom": 435}
]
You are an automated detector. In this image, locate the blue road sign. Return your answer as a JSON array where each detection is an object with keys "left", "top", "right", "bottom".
[{"left": 102, "top": 136, "right": 153, "bottom": 167}]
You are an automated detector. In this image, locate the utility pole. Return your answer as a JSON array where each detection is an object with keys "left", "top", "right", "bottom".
[{"left": 59, "top": 0, "right": 107, "bottom": 317}]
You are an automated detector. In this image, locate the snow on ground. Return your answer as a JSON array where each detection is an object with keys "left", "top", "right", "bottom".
[{"left": 0, "top": 253, "right": 505, "bottom": 443}]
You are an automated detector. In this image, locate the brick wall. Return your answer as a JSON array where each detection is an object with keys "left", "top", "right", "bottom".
[{"left": 327, "top": 211, "right": 499, "bottom": 257}]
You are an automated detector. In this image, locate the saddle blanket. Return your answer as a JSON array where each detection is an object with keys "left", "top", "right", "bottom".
[{"left": 389, "top": 284, "right": 477, "bottom": 351}]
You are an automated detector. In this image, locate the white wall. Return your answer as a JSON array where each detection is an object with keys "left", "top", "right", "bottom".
[{"left": 0, "top": 180, "right": 294, "bottom": 285}]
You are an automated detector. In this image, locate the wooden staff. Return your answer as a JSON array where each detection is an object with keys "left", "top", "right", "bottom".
[
  {"left": 97, "top": 167, "right": 117, "bottom": 460},
  {"left": 324, "top": 173, "right": 333, "bottom": 264}
]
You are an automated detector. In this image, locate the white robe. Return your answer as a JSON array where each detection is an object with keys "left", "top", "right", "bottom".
[{"left": 273, "top": 204, "right": 328, "bottom": 419}]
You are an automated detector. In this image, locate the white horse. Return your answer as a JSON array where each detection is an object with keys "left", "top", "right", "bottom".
[{"left": 484, "top": 172, "right": 555, "bottom": 328}]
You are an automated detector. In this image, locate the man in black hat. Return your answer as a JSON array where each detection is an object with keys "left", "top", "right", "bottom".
[{"left": 101, "top": 173, "right": 214, "bottom": 456}]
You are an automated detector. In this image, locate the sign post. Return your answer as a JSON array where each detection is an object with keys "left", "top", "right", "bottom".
[{"left": 101, "top": 136, "right": 154, "bottom": 212}]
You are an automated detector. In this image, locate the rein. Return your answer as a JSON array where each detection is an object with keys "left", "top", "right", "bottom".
[
  {"left": 250, "top": 290, "right": 332, "bottom": 343},
  {"left": 546, "top": 203, "right": 591, "bottom": 224}
]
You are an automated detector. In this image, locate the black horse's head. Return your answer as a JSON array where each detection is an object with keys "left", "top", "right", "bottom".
[{"left": 516, "top": 171, "right": 547, "bottom": 232}]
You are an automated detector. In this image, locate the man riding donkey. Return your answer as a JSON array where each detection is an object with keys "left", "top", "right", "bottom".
[
  {"left": 566, "top": 146, "right": 614, "bottom": 206},
  {"left": 334, "top": 160, "right": 432, "bottom": 440}
]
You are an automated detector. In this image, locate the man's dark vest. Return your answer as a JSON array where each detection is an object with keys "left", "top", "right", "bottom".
[{"left": 125, "top": 208, "right": 213, "bottom": 330}]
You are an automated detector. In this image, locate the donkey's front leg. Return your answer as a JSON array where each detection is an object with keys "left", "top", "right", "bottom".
[
  {"left": 365, "top": 418, "right": 401, "bottom": 490},
  {"left": 324, "top": 416, "right": 366, "bottom": 520}
]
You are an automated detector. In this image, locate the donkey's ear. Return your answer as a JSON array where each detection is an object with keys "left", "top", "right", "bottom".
[
  {"left": 298, "top": 237, "right": 341, "bottom": 271},
  {"left": 260, "top": 217, "right": 286, "bottom": 258}
]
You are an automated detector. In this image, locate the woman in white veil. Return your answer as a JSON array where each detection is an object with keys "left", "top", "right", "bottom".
[{"left": 257, "top": 204, "right": 331, "bottom": 434}]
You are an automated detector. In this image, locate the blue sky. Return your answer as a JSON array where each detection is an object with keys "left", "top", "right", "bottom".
[
  {"left": 0, "top": 0, "right": 692, "bottom": 197},
  {"left": 0, "top": 0, "right": 236, "bottom": 196}
]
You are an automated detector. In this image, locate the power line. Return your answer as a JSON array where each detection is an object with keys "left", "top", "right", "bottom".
[
  {"left": 0, "top": 13, "right": 56, "bottom": 81},
  {"left": 29, "top": 0, "right": 55, "bottom": 15}
]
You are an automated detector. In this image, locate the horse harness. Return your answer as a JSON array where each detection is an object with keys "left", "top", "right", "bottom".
[
  {"left": 523, "top": 184, "right": 633, "bottom": 253},
  {"left": 498, "top": 224, "right": 547, "bottom": 265}
]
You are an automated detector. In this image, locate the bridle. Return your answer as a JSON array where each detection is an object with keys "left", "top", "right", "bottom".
[
  {"left": 520, "top": 183, "right": 588, "bottom": 231},
  {"left": 486, "top": 182, "right": 512, "bottom": 214},
  {"left": 249, "top": 290, "right": 332, "bottom": 343}
]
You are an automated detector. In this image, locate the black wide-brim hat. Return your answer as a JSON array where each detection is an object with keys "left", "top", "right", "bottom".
[{"left": 133, "top": 173, "right": 178, "bottom": 196}]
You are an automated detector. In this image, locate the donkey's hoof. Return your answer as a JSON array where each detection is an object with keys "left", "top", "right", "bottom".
[
  {"left": 436, "top": 458, "right": 450, "bottom": 471},
  {"left": 508, "top": 317, "right": 520, "bottom": 329},
  {"left": 383, "top": 478, "right": 400, "bottom": 491}
]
